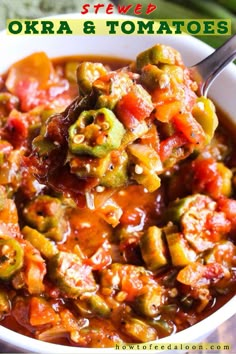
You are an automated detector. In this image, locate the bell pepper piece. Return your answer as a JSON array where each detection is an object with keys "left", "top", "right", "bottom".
[{"left": 68, "top": 108, "right": 125, "bottom": 158}]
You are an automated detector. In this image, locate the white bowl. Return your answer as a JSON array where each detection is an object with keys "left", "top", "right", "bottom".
[{"left": 0, "top": 14, "right": 235, "bottom": 354}]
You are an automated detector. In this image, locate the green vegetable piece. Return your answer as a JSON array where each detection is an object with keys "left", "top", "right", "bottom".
[
  {"left": 87, "top": 294, "right": 111, "bottom": 318},
  {"left": 77, "top": 62, "right": 108, "bottom": 95},
  {"left": 136, "top": 44, "right": 182, "bottom": 72},
  {"left": 140, "top": 226, "right": 168, "bottom": 271},
  {"left": 0, "top": 93, "right": 19, "bottom": 117},
  {"left": 65, "top": 61, "right": 80, "bottom": 83},
  {"left": 0, "top": 237, "right": 24, "bottom": 280},
  {"left": 160, "top": 64, "right": 184, "bottom": 83},
  {"left": 94, "top": 72, "right": 133, "bottom": 110},
  {"left": 128, "top": 143, "right": 162, "bottom": 192},
  {"left": 22, "top": 226, "right": 58, "bottom": 259},
  {"left": 100, "top": 151, "right": 128, "bottom": 188},
  {"left": 23, "top": 195, "right": 66, "bottom": 242},
  {"left": 68, "top": 108, "right": 125, "bottom": 158},
  {"left": 165, "top": 232, "right": 196, "bottom": 267},
  {"left": 192, "top": 97, "right": 218, "bottom": 143},
  {"left": 32, "top": 136, "right": 57, "bottom": 156},
  {"left": 149, "top": 319, "right": 173, "bottom": 336},
  {"left": 0, "top": 289, "right": 10, "bottom": 318},
  {"left": 134, "top": 286, "right": 162, "bottom": 317},
  {"left": 165, "top": 195, "right": 199, "bottom": 224},
  {"left": 120, "top": 121, "right": 148, "bottom": 149},
  {"left": 120, "top": 317, "right": 157, "bottom": 342},
  {"left": 48, "top": 251, "right": 97, "bottom": 298},
  {"left": 74, "top": 294, "right": 111, "bottom": 318},
  {"left": 140, "top": 64, "right": 164, "bottom": 90},
  {"left": 69, "top": 153, "right": 111, "bottom": 179}
]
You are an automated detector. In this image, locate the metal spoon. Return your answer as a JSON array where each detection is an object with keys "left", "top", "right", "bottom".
[{"left": 190, "top": 34, "right": 236, "bottom": 96}]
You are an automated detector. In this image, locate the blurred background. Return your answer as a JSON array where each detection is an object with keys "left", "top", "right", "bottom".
[
  {"left": 0, "top": 0, "right": 235, "bottom": 353},
  {"left": 0, "top": 0, "right": 236, "bottom": 48}
]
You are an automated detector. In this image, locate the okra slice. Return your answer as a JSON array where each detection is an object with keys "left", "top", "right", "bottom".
[
  {"left": 165, "top": 232, "right": 196, "bottom": 267},
  {"left": 140, "top": 226, "right": 168, "bottom": 271},
  {"left": 23, "top": 195, "right": 66, "bottom": 242},
  {"left": 68, "top": 108, "right": 125, "bottom": 158},
  {"left": 134, "top": 285, "right": 162, "bottom": 317},
  {"left": 140, "top": 64, "right": 164, "bottom": 90},
  {"left": 93, "top": 72, "right": 133, "bottom": 110},
  {"left": 22, "top": 226, "right": 58, "bottom": 259},
  {"left": 69, "top": 153, "right": 111, "bottom": 179},
  {"left": 165, "top": 195, "right": 200, "bottom": 224},
  {"left": 0, "top": 237, "right": 24, "bottom": 280},
  {"left": 127, "top": 144, "right": 162, "bottom": 192},
  {"left": 88, "top": 293, "right": 111, "bottom": 318},
  {"left": 77, "top": 62, "right": 108, "bottom": 95},
  {"left": 192, "top": 97, "right": 218, "bottom": 143},
  {"left": 136, "top": 44, "right": 182, "bottom": 72},
  {"left": 48, "top": 251, "right": 97, "bottom": 298},
  {"left": 100, "top": 151, "right": 129, "bottom": 188},
  {"left": 120, "top": 317, "right": 157, "bottom": 342}
]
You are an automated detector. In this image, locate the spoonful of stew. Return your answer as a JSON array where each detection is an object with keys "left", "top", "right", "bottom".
[{"left": 16, "top": 37, "right": 234, "bottom": 207}]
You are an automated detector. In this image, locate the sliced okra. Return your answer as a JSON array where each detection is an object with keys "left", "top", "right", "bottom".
[{"left": 68, "top": 108, "right": 125, "bottom": 158}]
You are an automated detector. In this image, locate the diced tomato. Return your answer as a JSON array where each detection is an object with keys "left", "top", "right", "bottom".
[
  {"left": 5, "top": 109, "right": 28, "bottom": 148},
  {"left": 191, "top": 158, "right": 223, "bottom": 199},
  {"left": 159, "top": 133, "right": 188, "bottom": 162},
  {"left": 115, "top": 90, "right": 154, "bottom": 129},
  {"left": 173, "top": 112, "right": 205, "bottom": 145},
  {"left": 29, "top": 297, "right": 59, "bottom": 326},
  {"left": 217, "top": 197, "right": 236, "bottom": 232}
]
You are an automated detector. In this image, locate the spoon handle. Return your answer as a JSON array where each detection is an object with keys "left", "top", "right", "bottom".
[{"left": 191, "top": 34, "right": 236, "bottom": 96}]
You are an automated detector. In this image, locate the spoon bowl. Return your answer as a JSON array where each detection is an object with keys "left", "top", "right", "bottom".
[{"left": 190, "top": 34, "right": 236, "bottom": 96}]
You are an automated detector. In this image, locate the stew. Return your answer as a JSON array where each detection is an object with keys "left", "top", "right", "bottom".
[{"left": 0, "top": 45, "right": 235, "bottom": 348}]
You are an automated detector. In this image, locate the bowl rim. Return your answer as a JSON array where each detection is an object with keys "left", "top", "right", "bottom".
[{"left": 0, "top": 12, "right": 235, "bottom": 354}]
